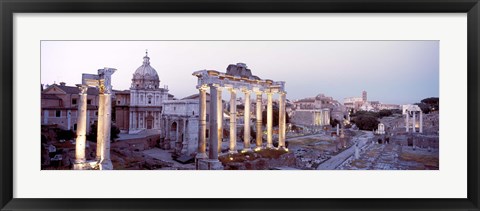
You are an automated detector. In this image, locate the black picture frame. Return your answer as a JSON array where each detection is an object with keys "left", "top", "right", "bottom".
[{"left": 1, "top": 0, "right": 479, "bottom": 210}]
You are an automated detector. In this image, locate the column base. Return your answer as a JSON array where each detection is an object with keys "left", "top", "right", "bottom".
[
  {"left": 99, "top": 159, "right": 113, "bottom": 170},
  {"left": 254, "top": 146, "right": 263, "bottom": 152},
  {"left": 73, "top": 161, "right": 90, "bottom": 170},
  {"left": 266, "top": 143, "right": 274, "bottom": 149},
  {"left": 73, "top": 160, "right": 99, "bottom": 170},
  {"left": 277, "top": 146, "right": 289, "bottom": 152},
  {"left": 241, "top": 148, "right": 252, "bottom": 153},
  {"left": 197, "top": 159, "right": 224, "bottom": 170},
  {"left": 228, "top": 150, "right": 237, "bottom": 154}
]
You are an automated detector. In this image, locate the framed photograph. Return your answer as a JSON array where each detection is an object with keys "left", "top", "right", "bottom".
[{"left": 1, "top": 0, "right": 479, "bottom": 210}]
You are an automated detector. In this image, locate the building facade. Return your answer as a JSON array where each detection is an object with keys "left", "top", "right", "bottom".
[
  {"left": 41, "top": 82, "right": 99, "bottom": 133},
  {"left": 128, "top": 52, "right": 170, "bottom": 134}
]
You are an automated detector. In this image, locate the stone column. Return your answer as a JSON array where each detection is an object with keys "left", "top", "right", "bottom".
[
  {"left": 419, "top": 111, "right": 423, "bottom": 133},
  {"left": 278, "top": 92, "right": 286, "bottom": 149},
  {"left": 336, "top": 124, "right": 340, "bottom": 136},
  {"left": 67, "top": 110, "right": 71, "bottom": 130},
  {"left": 129, "top": 111, "right": 133, "bottom": 130},
  {"left": 217, "top": 87, "right": 223, "bottom": 153},
  {"left": 412, "top": 111, "right": 416, "bottom": 133},
  {"left": 266, "top": 91, "right": 274, "bottom": 148},
  {"left": 96, "top": 68, "right": 115, "bottom": 170},
  {"left": 228, "top": 88, "right": 237, "bottom": 153},
  {"left": 43, "top": 110, "right": 48, "bottom": 124},
  {"left": 74, "top": 85, "right": 88, "bottom": 169},
  {"left": 196, "top": 87, "right": 208, "bottom": 159},
  {"left": 242, "top": 89, "right": 252, "bottom": 151},
  {"left": 255, "top": 92, "right": 263, "bottom": 150},
  {"left": 406, "top": 111, "right": 409, "bottom": 132},
  {"left": 209, "top": 85, "right": 220, "bottom": 160}
]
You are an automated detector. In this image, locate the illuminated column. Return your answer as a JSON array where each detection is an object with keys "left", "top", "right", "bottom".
[
  {"left": 406, "top": 111, "right": 409, "bottom": 132},
  {"left": 242, "top": 89, "right": 252, "bottom": 151},
  {"left": 217, "top": 87, "right": 223, "bottom": 153},
  {"left": 278, "top": 92, "right": 286, "bottom": 149},
  {"left": 196, "top": 86, "right": 208, "bottom": 159},
  {"left": 209, "top": 85, "right": 220, "bottom": 159},
  {"left": 412, "top": 111, "right": 416, "bottom": 133},
  {"left": 96, "top": 68, "right": 115, "bottom": 170},
  {"left": 74, "top": 85, "right": 88, "bottom": 169},
  {"left": 228, "top": 88, "right": 237, "bottom": 153},
  {"left": 255, "top": 92, "right": 263, "bottom": 150},
  {"left": 266, "top": 91, "right": 274, "bottom": 148},
  {"left": 419, "top": 111, "right": 423, "bottom": 133}
]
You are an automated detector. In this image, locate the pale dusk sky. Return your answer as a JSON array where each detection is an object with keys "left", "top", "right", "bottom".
[{"left": 41, "top": 41, "right": 439, "bottom": 104}]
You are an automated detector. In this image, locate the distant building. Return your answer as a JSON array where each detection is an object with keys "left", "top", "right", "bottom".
[
  {"left": 41, "top": 82, "right": 99, "bottom": 133},
  {"left": 344, "top": 91, "right": 399, "bottom": 112},
  {"left": 160, "top": 93, "right": 213, "bottom": 156},
  {"left": 290, "top": 93, "right": 345, "bottom": 126},
  {"left": 127, "top": 52, "right": 170, "bottom": 134}
]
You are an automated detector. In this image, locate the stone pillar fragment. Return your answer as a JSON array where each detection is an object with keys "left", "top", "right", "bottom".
[
  {"left": 209, "top": 85, "right": 220, "bottom": 159},
  {"left": 217, "top": 87, "right": 223, "bottom": 153},
  {"left": 419, "top": 111, "right": 423, "bottom": 133},
  {"left": 412, "top": 111, "right": 416, "bottom": 133},
  {"left": 196, "top": 87, "right": 208, "bottom": 160},
  {"left": 266, "top": 92, "right": 274, "bottom": 148},
  {"left": 74, "top": 85, "right": 88, "bottom": 170},
  {"left": 96, "top": 67, "right": 115, "bottom": 170},
  {"left": 278, "top": 92, "right": 286, "bottom": 149},
  {"left": 242, "top": 90, "right": 252, "bottom": 151},
  {"left": 255, "top": 92, "right": 263, "bottom": 150},
  {"left": 406, "top": 111, "right": 409, "bottom": 132},
  {"left": 229, "top": 88, "right": 237, "bottom": 153}
]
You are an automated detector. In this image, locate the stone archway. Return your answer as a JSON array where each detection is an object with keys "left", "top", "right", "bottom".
[{"left": 170, "top": 121, "right": 177, "bottom": 141}]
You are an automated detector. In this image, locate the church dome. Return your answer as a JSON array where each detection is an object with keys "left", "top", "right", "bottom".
[{"left": 131, "top": 51, "right": 160, "bottom": 89}]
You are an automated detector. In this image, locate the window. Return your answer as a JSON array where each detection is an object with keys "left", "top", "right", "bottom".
[
  {"left": 72, "top": 99, "right": 77, "bottom": 105},
  {"left": 117, "top": 101, "right": 121, "bottom": 104},
  {"left": 55, "top": 110, "right": 61, "bottom": 117},
  {"left": 174, "top": 107, "right": 176, "bottom": 111},
  {"left": 192, "top": 111, "right": 195, "bottom": 116},
  {"left": 95, "top": 111, "right": 98, "bottom": 116},
  {"left": 148, "top": 97, "right": 152, "bottom": 104},
  {"left": 87, "top": 99, "right": 92, "bottom": 105},
  {"left": 206, "top": 114, "right": 209, "bottom": 122}
]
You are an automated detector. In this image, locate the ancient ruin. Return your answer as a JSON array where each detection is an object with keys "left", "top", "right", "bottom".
[
  {"left": 193, "top": 63, "right": 287, "bottom": 170},
  {"left": 73, "top": 68, "right": 116, "bottom": 170},
  {"left": 403, "top": 104, "right": 423, "bottom": 133}
]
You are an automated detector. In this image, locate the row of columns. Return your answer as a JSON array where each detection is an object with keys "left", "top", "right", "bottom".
[
  {"left": 196, "top": 85, "right": 287, "bottom": 162},
  {"left": 405, "top": 111, "right": 423, "bottom": 133},
  {"left": 74, "top": 68, "right": 115, "bottom": 170}
]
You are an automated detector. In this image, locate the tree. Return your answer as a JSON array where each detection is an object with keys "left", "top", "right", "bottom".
[
  {"left": 420, "top": 97, "right": 439, "bottom": 111},
  {"left": 353, "top": 115, "right": 379, "bottom": 131},
  {"left": 56, "top": 129, "right": 76, "bottom": 141},
  {"left": 330, "top": 117, "right": 340, "bottom": 127},
  {"left": 261, "top": 107, "right": 290, "bottom": 127},
  {"left": 86, "top": 123, "right": 120, "bottom": 142},
  {"left": 414, "top": 103, "right": 431, "bottom": 114},
  {"left": 378, "top": 109, "right": 393, "bottom": 118}
]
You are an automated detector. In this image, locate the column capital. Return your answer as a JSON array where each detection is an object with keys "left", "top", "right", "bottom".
[
  {"left": 198, "top": 84, "right": 209, "bottom": 91},
  {"left": 241, "top": 88, "right": 252, "bottom": 94},
  {"left": 76, "top": 84, "right": 89, "bottom": 94},
  {"left": 226, "top": 87, "right": 237, "bottom": 92}
]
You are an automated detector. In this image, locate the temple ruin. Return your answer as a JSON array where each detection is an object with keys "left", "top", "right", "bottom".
[
  {"left": 73, "top": 67, "right": 116, "bottom": 170},
  {"left": 193, "top": 63, "right": 287, "bottom": 170}
]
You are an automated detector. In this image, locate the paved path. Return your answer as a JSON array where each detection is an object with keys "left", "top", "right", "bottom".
[{"left": 316, "top": 131, "right": 374, "bottom": 170}]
